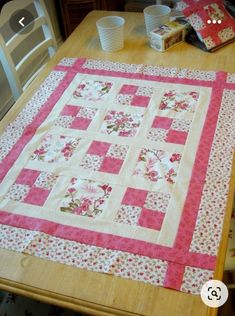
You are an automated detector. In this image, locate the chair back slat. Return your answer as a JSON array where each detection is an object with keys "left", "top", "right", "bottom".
[
  {"left": 16, "top": 38, "right": 55, "bottom": 75},
  {"left": 7, "top": 16, "right": 47, "bottom": 53}
]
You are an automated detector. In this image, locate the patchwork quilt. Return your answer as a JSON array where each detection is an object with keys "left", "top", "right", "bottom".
[{"left": 0, "top": 58, "right": 234, "bottom": 295}]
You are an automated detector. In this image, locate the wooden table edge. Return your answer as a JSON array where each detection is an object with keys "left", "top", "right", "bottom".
[{"left": 0, "top": 275, "right": 142, "bottom": 316}]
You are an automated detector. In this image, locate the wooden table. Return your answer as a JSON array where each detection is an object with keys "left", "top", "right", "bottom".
[{"left": 0, "top": 10, "right": 234, "bottom": 316}]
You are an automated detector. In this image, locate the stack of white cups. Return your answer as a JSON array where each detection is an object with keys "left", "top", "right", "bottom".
[
  {"left": 96, "top": 1, "right": 175, "bottom": 51},
  {"left": 144, "top": 4, "right": 171, "bottom": 36},
  {"left": 96, "top": 16, "right": 125, "bottom": 52}
]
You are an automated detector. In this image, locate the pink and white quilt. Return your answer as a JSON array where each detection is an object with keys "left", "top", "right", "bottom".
[{"left": 0, "top": 58, "right": 234, "bottom": 295}]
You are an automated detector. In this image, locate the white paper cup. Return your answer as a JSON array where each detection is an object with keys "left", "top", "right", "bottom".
[
  {"left": 96, "top": 16, "right": 125, "bottom": 52},
  {"left": 144, "top": 5, "right": 171, "bottom": 36}
]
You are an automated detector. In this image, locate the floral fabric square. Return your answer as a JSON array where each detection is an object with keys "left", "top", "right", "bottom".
[
  {"left": 144, "top": 191, "right": 171, "bottom": 212},
  {"left": 100, "top": 110, "right": 143, "bottom": 137},
  {"left": 55, "top": 105, "right": 97, "bottom": 130},
  {"left": 73, "top": 79, "right": 112, "bottom": 101},
  {"left": 80, "top": 141, "right": 129, "bottom": 174},
  {"left": 4, "top": 169, "right": 58, "bottom": 206},
  {"left": 115, "top": 187, "right": 170, "bottom": 230},
  {"left": 133, "top": 148, "right": 181, "bottom": 184},
  {"left": 106, "top": 143, "right": 129, "bottom": 160},
  {"left": 60, "top": 177, "right": 112, "bottom": 218},
  {"left": 31, "top": 134, "right": 81, "bottom": 163},
  {"left": 159, "top": 90, "right": 199, "bottom": 113},
  {"left": 117, "top": 84, "right": 153, "bottom": 108},
  {"left": 147, "top": 116, "right": 191, "bottom": 145},
  {"left": 34, "top": 171, "right": 59, "bottom": 190},
  {"left": 115, "top": 205, "right": 142, "bottom": 225}
]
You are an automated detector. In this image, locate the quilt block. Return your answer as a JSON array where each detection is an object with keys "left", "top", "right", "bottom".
[
  {"left": 116, "top": 84, "right": 153, "bottom": 107},
  {"left": 80, "top": 141, "right": 128, "bottom": 174},
  {"left": 148, "top": 116, "right": 191, "bottom": 144},
  {"left": 55, "top": 105, "right": 98, "bottom": 130}
]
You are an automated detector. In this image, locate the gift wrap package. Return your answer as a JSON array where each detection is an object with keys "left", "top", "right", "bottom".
[{"left": 150, "top": 20, "right": 190, "bottom": 52}]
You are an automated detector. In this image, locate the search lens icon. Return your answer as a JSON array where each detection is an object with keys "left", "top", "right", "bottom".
[
  {"left": 211, "top": 290, "right": 218, "bottom": 297},
  {"left": 201, "top": 280, "right": 228, "bottom": 308}
]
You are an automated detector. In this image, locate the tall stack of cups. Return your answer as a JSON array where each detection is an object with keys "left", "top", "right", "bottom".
[
  {"left": 144, "top": 5, "right": 171, "bottom": 36},
  {"left": 96, "top": 16, "right": 125, "bottom": 51}
]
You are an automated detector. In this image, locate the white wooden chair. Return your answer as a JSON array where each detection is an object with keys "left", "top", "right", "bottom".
[{"left": 0, "top": 0, "right": 57, "bottom": 101}]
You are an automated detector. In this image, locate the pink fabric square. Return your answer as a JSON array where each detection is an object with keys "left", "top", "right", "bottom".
[
  {"left": 138, "top": 208, "right": 165, "bottom": 230},
  {"left": 122, "top": 188, "right": 148, "bottom": 207},
  {"left": 166, "top": 130, "right": 188, "bottom": 145},
  {"left": 131, "top": 95, "right": 150, "bottom": 107},
  {"left": 152, "top": 116, "right": 173, "bottom": 129},
  {"left": 99, "top": 157, "right": 123, "bottom": 174},
  {"left": 15, "top": 169, "right": 41, "bottom": 186},
  {"left": 24, "top": 187, "right": 50, "bottom": 206},
  {"left": 87, "top": 141, "right": 111, "bottom": 156},
  {"left": 119, "top": 84, "right": 138, "bottom": 94},
  {"left": 60, "top": 105, "right": 80, "bottom": 116},
  {"left": 70, "top": 117, "right": 91, "bottom": 130}
]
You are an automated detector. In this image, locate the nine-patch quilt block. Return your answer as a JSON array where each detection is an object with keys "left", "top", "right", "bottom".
[{"left": 0, "top": 57, "right": 234, "bottom": 295}]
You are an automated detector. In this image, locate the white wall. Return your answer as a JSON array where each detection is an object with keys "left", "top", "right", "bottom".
[{"left": 0, "top": 0, "right": 63, "bottom": 119}]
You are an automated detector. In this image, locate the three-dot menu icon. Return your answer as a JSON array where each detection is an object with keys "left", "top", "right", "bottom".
[{"left": 207, "top": 19, "right": 222, "bottom": 24}]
